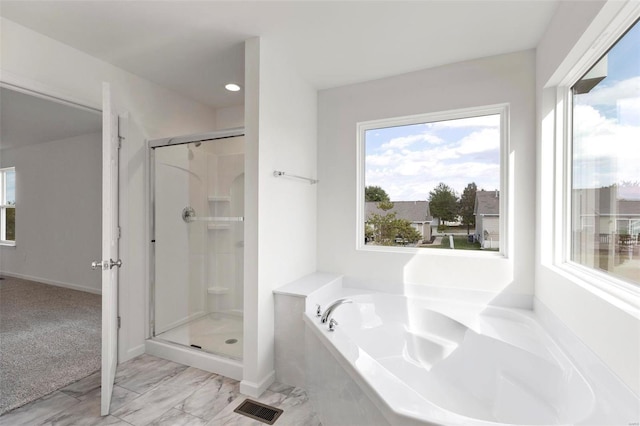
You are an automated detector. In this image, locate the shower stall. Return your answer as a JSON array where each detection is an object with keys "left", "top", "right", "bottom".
[{"left": 148, "top": 128, "right": 244, "bottom": 371}]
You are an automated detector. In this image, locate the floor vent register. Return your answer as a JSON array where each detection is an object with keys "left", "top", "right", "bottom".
[{"left": 233, "top": 399, "right": 284, "bottom": 424}]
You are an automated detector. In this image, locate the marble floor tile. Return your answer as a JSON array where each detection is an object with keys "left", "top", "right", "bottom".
[
  {"left": 267, "top": 382, "right": 295, "bottom": 397},
  {"left": 79, "top": 385, "right": 142, "bottom": 413},
  {"left": 0, "top": 392, "right": 79, "bottom": 426},
  {"left": 175, "top": 375, "right": 240, "bottom": 420},
  {"left": 113, "top": 367, "right": 212, "bottom": 426},
  {"left": 0, "top": 354, "right": 321, "bottom": 426},
  {"left": 43, "top": 393, "right": 130, "bottom": 426},
  {"left": 277, "top": 388, "right": 322, "bottom": 426},
  {"left": 60, "top": 371, "right": 102, "bottom": 399},
  {"left": 149, "top": 409, "right": 207, "bottom": 426},
  {"left": 115, "top": 354, "right": 188, "bottom": 394}
]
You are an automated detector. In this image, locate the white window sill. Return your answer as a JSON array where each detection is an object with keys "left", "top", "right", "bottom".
[
  {"left": 357, "top": 244, "right": 506, "bottom": 259},
  {"left": 548, "top": 262, "right": 640, "bottom": 313},
  {"left": 0, "top": 241, "right": 16, "bottom": 247}
]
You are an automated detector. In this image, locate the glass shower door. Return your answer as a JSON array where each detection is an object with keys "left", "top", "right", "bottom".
[{"left": 152, "top": 136, "right": 244, "bottom": 360}]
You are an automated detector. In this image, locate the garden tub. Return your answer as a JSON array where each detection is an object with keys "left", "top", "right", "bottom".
[{"left": 304, "top": 289, "right": 637, "bottom": 425}]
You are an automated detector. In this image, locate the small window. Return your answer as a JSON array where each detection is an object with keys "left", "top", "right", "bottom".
[
  {"left": 358, "top": 105, "right": 506, "bottom": 252},
  {"left": 570, "top": 19, "right": 640, "bottom": 285},
  {"left": 0, "top": 167, "right": 16, "bottom": 245}
]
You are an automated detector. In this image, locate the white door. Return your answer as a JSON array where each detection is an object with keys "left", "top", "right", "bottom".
[{"left": 92, "top": 82, "right": 121, "bottom": 416}]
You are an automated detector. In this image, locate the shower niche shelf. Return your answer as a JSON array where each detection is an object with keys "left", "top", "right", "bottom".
[
  {"left": 207, "top": 223, "right": 231, "bottom": 230},
  {"left": 208, "top": 195, "right": 231, "bottom": 202},
  {"left": 208, "top": 286, "right": 229, "bottom": 295}
]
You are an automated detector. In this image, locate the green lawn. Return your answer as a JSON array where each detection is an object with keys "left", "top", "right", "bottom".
[{"left": 421, "top": 236, "right": 482, "bottom": 250}]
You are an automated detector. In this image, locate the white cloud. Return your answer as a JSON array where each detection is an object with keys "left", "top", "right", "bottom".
[
  {"left": 455, "top": 128, "right": 500, "bottom": 155},
  {"left": 366, "top": 125, "right": 501, "bottom": 200},
  {"left": 619, "top": 97, "right": 640, "bottom": 127},
  {"left": 573, "top": 104, "right": 640, "bottom": 189},
  {"left": 380, "top": 133, "right": 443, "bottom": 150}
]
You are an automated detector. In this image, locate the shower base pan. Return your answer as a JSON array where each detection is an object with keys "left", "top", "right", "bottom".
[
  {"left": 145, "top": 338, "right": 242, "bottom": 380},
  {"left": 155, "top": 312, "right": 243, "bottom": 360}
]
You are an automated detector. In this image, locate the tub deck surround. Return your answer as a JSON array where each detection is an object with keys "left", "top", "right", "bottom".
[
  {"left": 305, "top": 289, "right": 639, "bottom": 426},
  {"left": 273, "top": 272, "right": 343, "bottom": 310},
  {"left": 273, "top": 272, "right": 343, "bottom": 388}
]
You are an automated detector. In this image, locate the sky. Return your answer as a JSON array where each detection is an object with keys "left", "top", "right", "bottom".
[
  {"left": 4, "top": 170, "right": 15, "bottom": 204},
  {"left": 572, "top": 19, "right": 640, "bottom": 197},
  {"left": 365, "top": 114, "right": 500, "bottom": 201}
]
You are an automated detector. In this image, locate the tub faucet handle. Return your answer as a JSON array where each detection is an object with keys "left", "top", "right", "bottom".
[
  {"left": 328, "top": 318, "right": 338, "bottom": 332},
  {"left": 315, "top": 304, "right": 322, "bottom": 317}
]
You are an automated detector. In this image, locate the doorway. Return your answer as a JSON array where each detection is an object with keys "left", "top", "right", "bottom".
[{"left": 0, "top": 86, "right": 102, "bottom": 414}]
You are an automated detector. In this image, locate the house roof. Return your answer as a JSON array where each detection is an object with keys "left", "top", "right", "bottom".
[
  {"left": 474, "top": 190, "right": 500, "bottom": 216},
  {"left": 365, "top": 201, "right": 432, "bottom": 223}
]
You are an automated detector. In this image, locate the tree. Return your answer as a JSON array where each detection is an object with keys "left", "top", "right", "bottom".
[
  {"left": 367, "top": 201, "right": 395, "bottom": 245},
  {"left": 368, "top": 210, "right": 398, "bottom": 245},
  {"left": 366, "top": 200, "right": 422, "bottom": 246},
  {"left": 458, "top": 182, "right": 477, "bottom": 234},
  {"left": 393, "top": 219, "right": 423, "bottom": 244},
  {"left": 428, "top": 183, "right": 459, "bottom": 223},
  {"left": 365, "top": 185, "right": 390, "bottom": 202}
]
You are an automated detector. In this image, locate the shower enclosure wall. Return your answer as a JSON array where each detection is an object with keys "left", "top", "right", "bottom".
[{"left": 150, "top": 130, "right": 244, "bottom": 363}]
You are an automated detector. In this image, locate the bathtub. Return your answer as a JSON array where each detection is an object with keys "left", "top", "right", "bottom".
[{"left": 304, "top": 290, "right": 638, "bottom": 426}]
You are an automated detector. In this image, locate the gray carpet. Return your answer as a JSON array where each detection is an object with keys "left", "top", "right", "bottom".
[{"left": 0, "top": 276, "right": 101, "bottom": 415}]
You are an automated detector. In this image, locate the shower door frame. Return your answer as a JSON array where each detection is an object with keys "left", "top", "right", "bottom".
[{"left": 147, "top": 127, "right": 245, "bottom": 341}]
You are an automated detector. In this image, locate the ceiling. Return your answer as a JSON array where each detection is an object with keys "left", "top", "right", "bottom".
[
  {"left": 0, "top": 1, "right": 559, "bottom": 110},
  {"left": 0, "top": 87, "right": 102, "bottom": 150}
]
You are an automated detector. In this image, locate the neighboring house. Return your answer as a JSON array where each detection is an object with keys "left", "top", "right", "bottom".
[
  {"left": 573, "top": 186, "right": 640, "bottom": 256},
  {"left": 474, "top": 190, "right": 500, "bottom": 249},
  {"left": 365, "top": 201, "right": 433, "bottom": 243}
]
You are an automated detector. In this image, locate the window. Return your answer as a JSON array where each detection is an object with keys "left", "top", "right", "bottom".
[
  {"left": 570, "top": 19, "right": 639, "bottom": 285},
  {"left": 357, "top": 105, "right": 507, "bottom": 252},
  {"left": 0, "top": 167, "right": 16, "bottom": 245}
]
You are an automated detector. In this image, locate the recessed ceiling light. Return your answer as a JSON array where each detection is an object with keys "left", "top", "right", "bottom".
[{"left": 225, "top": 83, "right": 241, "bottom": 92}]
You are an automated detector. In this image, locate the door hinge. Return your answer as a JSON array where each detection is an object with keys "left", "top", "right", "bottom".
[
  {"left": 118, "top": 316, "right": 121, "bottom": 329},
  {"left": 117, "top": 226, "right": 121, "bottom": 240},
  {"left": 117, "top": 117, "right": 125, "bottom": 149}
]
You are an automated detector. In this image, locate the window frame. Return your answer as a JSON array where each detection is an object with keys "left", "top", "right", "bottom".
[
  {"left": 0, "top": 167, "right": 16, "bottom": 246},
  {"left": 554, "top": 5, "right": 640, "bottom": 297},
  {"left": 355, "top": 103, "right": 510, "bottom": 257}
]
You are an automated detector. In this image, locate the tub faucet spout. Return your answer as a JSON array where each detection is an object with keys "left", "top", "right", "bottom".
[{"left": 320, "top": 298, "right": 353, "bottom": 324}]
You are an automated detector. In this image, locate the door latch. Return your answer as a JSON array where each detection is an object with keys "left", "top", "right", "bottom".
[{"left": 91, "top": 259, "right": 123, "bottom": 270}]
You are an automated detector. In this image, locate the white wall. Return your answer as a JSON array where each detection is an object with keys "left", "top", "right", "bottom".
[
  {"left": 536, "top": 0, "right": 640, "bottom": 396},
  {"left": 317, "top": 51, "right": 536, "bottom": 305},
  {"left": 215, "top": 105, "right": 244, "bottom": 130},
  {"left": 1, "top": 17, "right": 218, "bottom": 362},
  {"left": 0, "top": 133, "right": 101, "bottom": 293},
  {"left": 242, "top": 38, "right": 318, "bottom": 396}
]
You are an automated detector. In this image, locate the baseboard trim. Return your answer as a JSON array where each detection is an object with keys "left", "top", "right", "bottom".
[
  {"left": 120, "top": 344, "right": 145, "bottom": 363},
  {"left": 0, "top": 271, "right": 101, "bottom": 295},
  {"left": 240, "top": 370, "right": 275, "bottom": 398}
]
